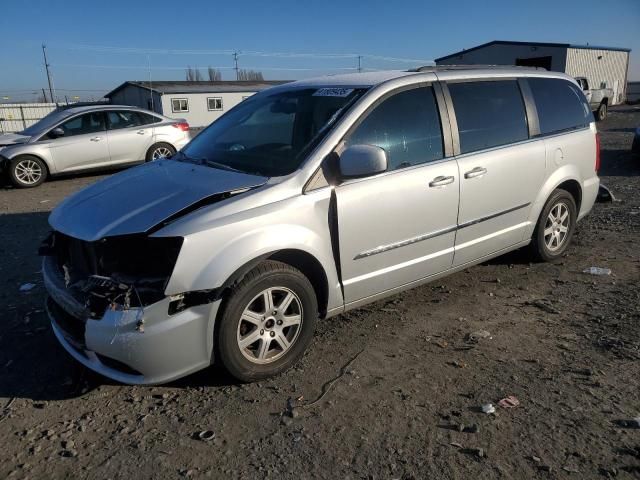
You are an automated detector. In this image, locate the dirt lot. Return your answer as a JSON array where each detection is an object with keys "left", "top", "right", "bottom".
[{"left": 0, "top": 107, "right": 639, "bottom": 479}]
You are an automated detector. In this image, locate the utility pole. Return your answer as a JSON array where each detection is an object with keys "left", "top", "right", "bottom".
[
  {"left": 357, "top": 55, "right": 362, "bottom": 73},
  {"left": 42, "top": 44, "right": 55, "bottom": 104},
  {"left": 233, "top": 51, "right": 239, "bottom": 80}
]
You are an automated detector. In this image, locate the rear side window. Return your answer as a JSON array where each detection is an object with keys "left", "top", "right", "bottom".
[
  {"left": 138, "top": 112, "right": 162, "bottom": 125},
  {"left": 528, "top": 78, "right": 593, "bottom": 135},
  {"left": 448, "top": 80, "right": 529, "bottom": 154},
  {"left": 346, "top": 86, "right": 444, "bottom": 170},
  {"left": 107, "top": 111, "right": 143, "bottom": 130}
]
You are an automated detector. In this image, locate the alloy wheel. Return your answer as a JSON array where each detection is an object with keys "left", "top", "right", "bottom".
[
  {"left": 544, "top": 202, "right": 570, "bottom": 251},
  {"left": 14, "top": 159, "right": 43, "bottom": 185},
  {"left": 152, "top": 147, "right": 173, "bottom": 160},
  {"left": 236, "top": 287, "right": 303, "bottom": 364}
]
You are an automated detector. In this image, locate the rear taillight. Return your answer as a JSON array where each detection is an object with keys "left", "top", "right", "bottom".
[
  {"left": 595, "top": 132, "right": 601, "bottom": 172},
  {"left": 172, "top": 122, "right": 190, "bottom": 132}
]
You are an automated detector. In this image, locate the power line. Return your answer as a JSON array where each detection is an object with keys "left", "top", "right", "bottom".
[
  {"left": 56, "top": 43, "right": 433, "bottom": 64},
  {"left": 52, "top": 63, "right": 359, "bottom": 72}
]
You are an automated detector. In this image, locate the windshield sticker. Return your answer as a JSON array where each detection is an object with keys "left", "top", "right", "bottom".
[{"left": 313, "top": 88, "right": 354, "bottom": 97}]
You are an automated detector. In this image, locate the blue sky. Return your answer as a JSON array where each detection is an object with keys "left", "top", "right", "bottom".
[{"left": 1, "top": 0, "right": 638, "bottom": 101}]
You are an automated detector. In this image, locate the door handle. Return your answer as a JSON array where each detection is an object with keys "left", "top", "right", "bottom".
[
  {"left": 137, "top": 130, "right": 145, "bottom": 135},
  {"left": 90, "top": 136, "right": 102, "bottom": 142},
  {"left": 464, "top": 167, "right": 487, "bottom": 179},
  {"left": 429, "top": 175, "right": 455, "bottom": 187}
]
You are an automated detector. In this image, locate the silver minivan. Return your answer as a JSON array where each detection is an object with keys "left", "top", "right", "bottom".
[{"left": 42, "top": 67, "right": 600, "bottom": 384}]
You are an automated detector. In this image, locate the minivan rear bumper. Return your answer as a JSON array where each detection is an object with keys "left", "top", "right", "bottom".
[{"left": 43, "top": 256, "right": 220, "bottom": 385}]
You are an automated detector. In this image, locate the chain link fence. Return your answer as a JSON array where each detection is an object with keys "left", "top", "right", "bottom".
[{"left": 0, "top": 103, "right": 58, "bottom": 133}]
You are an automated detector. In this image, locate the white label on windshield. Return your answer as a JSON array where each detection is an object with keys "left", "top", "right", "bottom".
[{"left": 313, "top": 88, "right": 354, "bottom": 97}]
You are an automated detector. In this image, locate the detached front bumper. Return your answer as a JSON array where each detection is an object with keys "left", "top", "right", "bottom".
[{"left": 43, "top": 255, "right": 221, "bottom": 385}]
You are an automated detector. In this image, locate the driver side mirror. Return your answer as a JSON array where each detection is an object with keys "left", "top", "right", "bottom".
[
  {"left": 338, "top": 145, "right": 388, "bottom": 179},
  {"left": 49, "top": 127, "right": 65, "bottom": 139}
]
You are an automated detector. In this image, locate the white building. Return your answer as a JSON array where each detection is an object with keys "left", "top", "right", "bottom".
[
  {"left": 435, "top": 40, "right": 631, "bottom": 105},
  {"left": 105, "top": 80, "right": 289, "bottom": 127}
]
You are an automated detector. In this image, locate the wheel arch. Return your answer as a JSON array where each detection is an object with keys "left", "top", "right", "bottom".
[
  {"left": 526, "top": 169, "right": 583, "bottom": 238},
  {"left": 219, "top": 249, "right": 330, "bottom": 319},
  {"left": 9, "top": 153, "right": 52, "bottom": 179}
]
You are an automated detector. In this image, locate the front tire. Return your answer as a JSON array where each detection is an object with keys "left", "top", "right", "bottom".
[
  {"left": 596, "top": 102, "right": 607, "bottom": 121},
  {"left": 8, "top": 155, "right": 47, "bottom": 188},
  {"left": 146, "top": 142, "right": 176, "bottom": 162},
  {"left": 530, "top": 189, "right": 577, "bottom": 262},
  {"left": 216, "top": 260, "right": 318, "bottom": 382}
]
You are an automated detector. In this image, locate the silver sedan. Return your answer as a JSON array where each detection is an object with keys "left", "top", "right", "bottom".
[{"left": 0, "top": 105, "right": 191, "bottom": 188}]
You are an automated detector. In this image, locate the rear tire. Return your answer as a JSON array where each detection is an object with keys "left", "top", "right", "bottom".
[
  {"left": 530, "top": 189, "right": 577, "bottom": 262},
  {"left": 596, "top": 102, "right": 607, "bottom": 121},
  {"left": 215, "top": 260, "right": 318, "bottom": 382},
  {"left": 146, "top": 142, "right": 176, "bottom": 162},
  {"left": 8, "top": 155, "right": 47, "bottom": 188}
]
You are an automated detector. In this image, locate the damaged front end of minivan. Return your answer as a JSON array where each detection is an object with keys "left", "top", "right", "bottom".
[
  {"left": 41, "top": 159, "right": 269, "bottom": 384},
  {"left": 41, "top": 230, "right": 223, "bottom": 384}
]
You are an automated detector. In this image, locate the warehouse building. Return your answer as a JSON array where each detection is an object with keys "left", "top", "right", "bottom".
[
  {"left": 435, "top": 40, "right": 631, "bottom": 105},
  {"left": 105, "top": 80, "right": 289, "bottom": 127}
]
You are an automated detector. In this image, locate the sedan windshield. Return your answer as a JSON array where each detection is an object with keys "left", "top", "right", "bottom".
[
  {"left": 19, "top": 109, "right": 69, "bottom": 136},
  {"left": 178, "top": 87, "right": 367, "bottom": 176}
]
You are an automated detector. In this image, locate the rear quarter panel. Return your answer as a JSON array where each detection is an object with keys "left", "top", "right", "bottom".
[{"left": 524, "top": 125, "right": 599, "bottom": 238}]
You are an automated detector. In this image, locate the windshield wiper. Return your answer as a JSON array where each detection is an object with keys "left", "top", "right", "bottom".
[{"left": 200, "top": 159, "right": 242, "bottom": 173}]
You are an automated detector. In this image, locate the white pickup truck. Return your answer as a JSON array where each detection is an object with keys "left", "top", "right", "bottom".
[{"left": 576, "top": 77, "right": 613, "bottom": 121}]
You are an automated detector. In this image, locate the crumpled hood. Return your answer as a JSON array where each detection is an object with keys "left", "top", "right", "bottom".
[
  {"left": 49, "top": 160, "right": 268, "bottom": 241},
  {"left": 0, "top": 133, "right": 31, "bottom": 147}
]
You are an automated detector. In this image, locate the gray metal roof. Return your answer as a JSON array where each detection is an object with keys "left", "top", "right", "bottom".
[
  {"left": 436, "top": 40, "right": 631, "bottom": 62},
  {"left": 105, "top": 80, "right": 290, "bottom": 97}
]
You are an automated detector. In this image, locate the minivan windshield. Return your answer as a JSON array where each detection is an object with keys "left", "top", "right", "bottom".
[{"left": 178, "top": 87, "right": 367, "bottom": 176}]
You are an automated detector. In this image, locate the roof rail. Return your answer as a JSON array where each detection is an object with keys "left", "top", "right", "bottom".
[{"left": 407, "top": 64, "right": 545, "bottom": 72}]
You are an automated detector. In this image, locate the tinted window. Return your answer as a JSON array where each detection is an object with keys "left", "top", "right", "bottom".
[
  {"left": 107, "top": 111, "right": 143, "bottom": 130},
  {"left": 138, "top": 112, "right": 162, "bottom": 125},
  {"left": 528, "top": 78, "right": 593, "bottom": 135},
  {"left": 346, "top": 87, "right": 443, "bottom": 170},
  {"left": 50, "top": 112, "right": 105, "bottom": 138},
  {"left": 449, "top": 81, "right": 529, "bottom": 154}
]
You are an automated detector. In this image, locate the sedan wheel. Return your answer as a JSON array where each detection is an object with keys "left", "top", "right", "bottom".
[
  {"left": 9, "top": 156, "right": 47, "bottom": 188},
  {"left": 15, "top": 159, "right": 43, "bottom": 185},
  {"left": 146, "top": 143, "right": 176, "bottom": 162},
  {"left": 152, "top": 146, "right": 174, "bottom": 160}
]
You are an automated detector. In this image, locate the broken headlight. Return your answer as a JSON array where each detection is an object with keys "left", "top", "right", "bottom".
[{"left": 47, "top": 232, "right": 183, "bottom": 316}]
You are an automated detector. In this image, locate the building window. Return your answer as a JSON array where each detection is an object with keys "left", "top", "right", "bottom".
[
  {"left": 207, "top": 97, "right": 223, "bottom": 111},
  {"left": 171, "top": 98, "right": 189, "bottom": 113}
]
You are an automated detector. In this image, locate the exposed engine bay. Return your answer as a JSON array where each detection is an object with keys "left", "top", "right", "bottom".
[{"left": 40, "top": 231, "right": 183, "bottom": 319}]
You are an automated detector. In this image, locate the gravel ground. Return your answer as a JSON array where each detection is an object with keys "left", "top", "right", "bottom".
[{"left": 0, "top": 106, "right": 639, "bottom": 479}]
